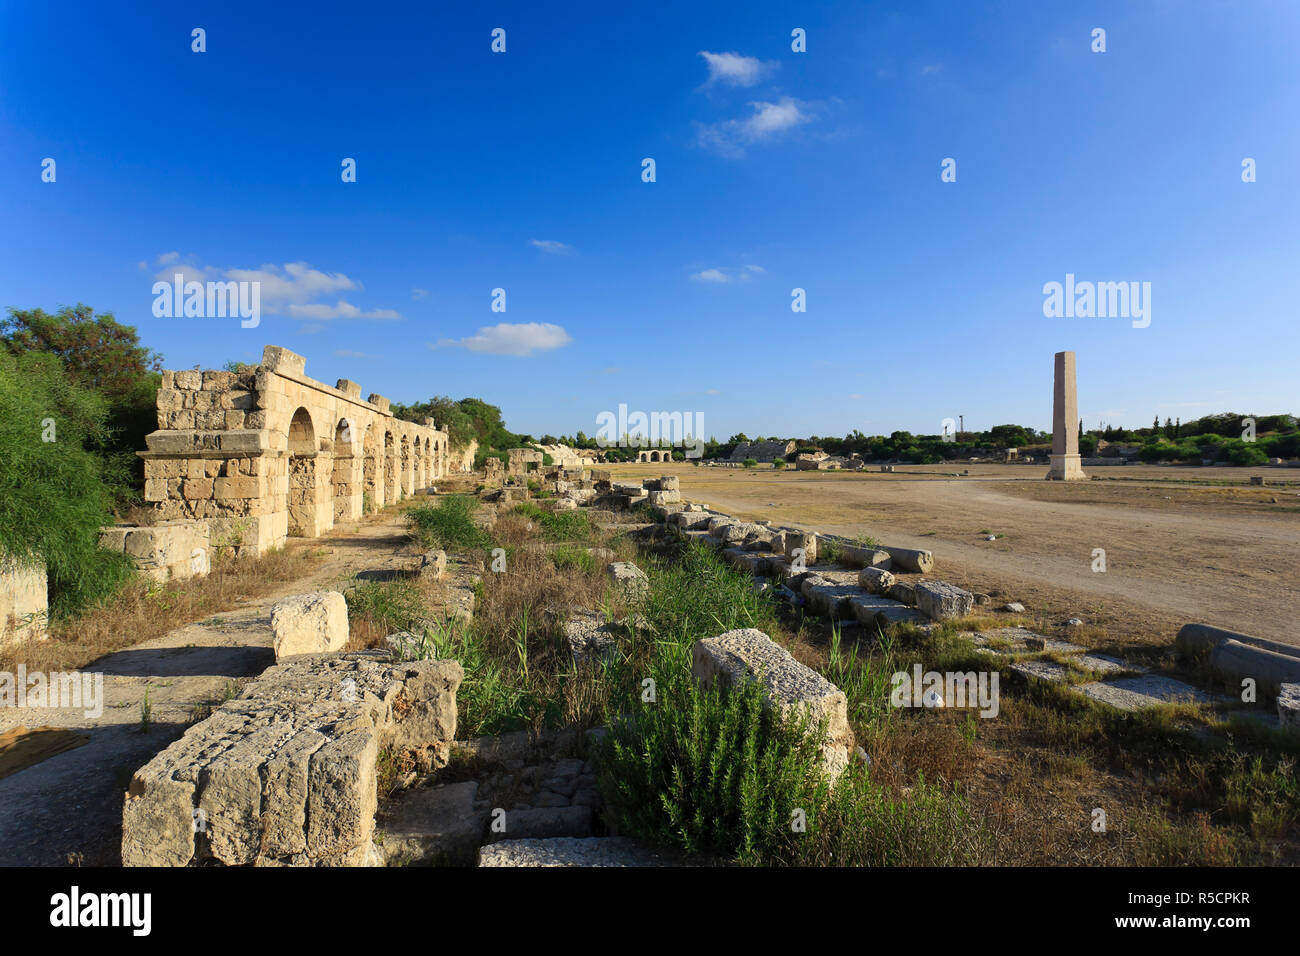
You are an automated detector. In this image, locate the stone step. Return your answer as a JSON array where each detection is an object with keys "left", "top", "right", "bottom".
[
  {"left": 1076, "top": 675, "right": 1217, "bottom": 711},
  {"left": 477, "top": 837, "right": 677, "bottom": 867},
  {"left": 482, "top": 805, "right": 593, "bottom": 842}
]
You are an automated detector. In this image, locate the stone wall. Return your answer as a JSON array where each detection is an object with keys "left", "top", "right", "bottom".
[
  {"left": 0, "top": 556, "right": 47, "bottom": 647},
  {"left": 138, "top": 346, "right": 451, "bottom": 555},
  {"left": 122, "top": 652, "right": 463, "bottom": 867},
  {"left": 98, "top": 522, "right": 211, "bottom": 582}
]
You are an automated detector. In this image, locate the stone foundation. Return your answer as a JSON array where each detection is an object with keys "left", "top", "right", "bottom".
[{"left": 122, "top": 652, "right": 462, "bottom": 867}]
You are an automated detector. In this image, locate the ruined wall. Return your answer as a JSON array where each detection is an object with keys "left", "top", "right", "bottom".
[
  {"left": 0, "top": 557, "right": 47, "bottom": 647},
  {"left": 138, "top": 346, "right": 450, "bottom": 555}
]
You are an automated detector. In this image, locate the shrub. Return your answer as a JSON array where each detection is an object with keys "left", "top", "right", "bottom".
[
  {"left": 742, "top": 458, "right": 758, "bottom": 468},
  {"left": 598, "top": 675, "right": 831, "bottom": 862},
  {"left": 0, "top": 350, "right": 135, "bottom": 617}
]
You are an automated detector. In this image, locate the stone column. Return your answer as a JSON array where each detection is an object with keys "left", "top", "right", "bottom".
[{"left": 1046, "top": 351, "right": 1087, "bottom": 481}]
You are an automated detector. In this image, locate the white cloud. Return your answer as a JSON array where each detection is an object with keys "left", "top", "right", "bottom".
[
  {"left": 921, "top": 63, "right": 943, "bottom": 75},
  {"left": 150, "top": 257, "right": 401, "bottom": 320},
  {"left": 288, "top": 301, "right": 400, "bottom": 320},
  {"left": 435, "top": 322, "right": 572, "bottom": 356},
  {"left": 334, "top": 349, "right": 376, "bottom": 359},
  {"left": 698, "top": 51, "right": 768, "bottom": 87},
  {"left": 529, "top": 239, "right": 575, "bottom": 255},
  {"left": 690, "top": 265, "right": 763, "bottom": 284},
  {"left": 695, "top": 97, "right": 811, "bottom": 157},
  {"left": 411, "top": 288, "right": 430, "bottom": 299}
]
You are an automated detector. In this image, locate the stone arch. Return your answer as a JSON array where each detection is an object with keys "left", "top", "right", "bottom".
[
  {"left": 423, "top": 438, "right": 432, "bottom": 485},
  {"left": 362, "top": 423, "right": 381, "bottom": 513},
  {"left": 287, "top": 407, "right": 323, "bottom": 536}
]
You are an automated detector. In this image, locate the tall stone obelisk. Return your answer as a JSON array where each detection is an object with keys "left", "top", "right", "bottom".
[{"left": 1046, "top": 351, "right": 1087, "bottom": 480}]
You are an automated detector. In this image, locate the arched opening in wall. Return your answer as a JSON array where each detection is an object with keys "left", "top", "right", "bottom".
[
  {"left": 424, "top": 438, "right": 432, "bottom": 482},
  {"left": 384, "top": 431, "right": 397, "bottom": 504},
  {"left": 332, "top": 419, "right": 356, "bottom": 521},
  {"left": 400, "top": 435, "right": 412, "bottom": 496},
  {"left": 362, "top": 424, "right": 379, "bottom": 513},
  {"left": 287, "top": 407, "right": 319, "bottom": 537}
]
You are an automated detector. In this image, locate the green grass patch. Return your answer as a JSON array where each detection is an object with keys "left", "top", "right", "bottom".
[{"left": 407, "top": 495, "right": 495, "bottom": 551}]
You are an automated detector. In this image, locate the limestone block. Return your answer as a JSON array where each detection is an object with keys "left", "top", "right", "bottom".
[
  {"left": 858, "top": 566, "right": 896, "bottom": 594},
  {"left": 270, "top": 591, "right": 349, "bottom": 660},
  {"left": 785, "top": 531, "right": 818, "bottom": 565},
  {"left": 262, "top": 345, "right": 306, "bottom": 376},
  {"left": 692, "top": 628, "right": 852, "bottom": 782},
  {"left": 1279, "top": 684, "right": 1300, "bottom": 730},
  {"left": 0, "top": 556, "right": 48, "bottom": 646},
  {"left": 881, "top": 546, "right": 933, "bottom": 574},
  {"left": 607, "top": 562, "right": 649, "bottom": 600},
  {"left": 417, "top": 550, "right": 447, "bottom": 581},
  {"left": 914, "top": 581, "right": 975, "bottom": 622}
]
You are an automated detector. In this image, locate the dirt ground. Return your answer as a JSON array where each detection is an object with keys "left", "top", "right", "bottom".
[{"left": 610, "top": 462, "right": 1300, "bottom": 648}]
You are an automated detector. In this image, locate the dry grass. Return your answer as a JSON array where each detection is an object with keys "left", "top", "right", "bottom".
[{"left": 0, "top": 545, "right": 322, "bottom": 673}]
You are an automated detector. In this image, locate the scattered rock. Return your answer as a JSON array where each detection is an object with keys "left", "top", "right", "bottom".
[{"left": 270, "top": 591, "right": 349, "bottom": 661}]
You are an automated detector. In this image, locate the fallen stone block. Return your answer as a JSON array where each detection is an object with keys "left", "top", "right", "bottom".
[
  {"left": 692, "top": 628, "right": 852, "bottom": 782},
  {"left": 123, "top": 654, "right": 462, "bottom": 867},
  {"left": 1076, "top": 675, "right": 1214, "bottom": 711},
  {"left": 1011, "top": 660, "right": 1072, "bottom": 683},
  {"left": 607, "top": 562, "right": 649, "bottom": 600},
  {"left": 858, "top": 566, "right": 895, "bottom": 595},
  {"left": 270, "top": 590, "right": 349, "bottom": 660},
  {"left": 417, "top": 550, "right": 447, "bottom": 581},
  {"left": 1175, "top": 623, "right": 1300, "bottom": 662},
  {"left": 887, "top": 582, "right": 917, "bottom": 606},
  {"left": 914, "top": 581, "right": 975, "bottom": 622},
  {"left": 801, "top": 579, "right": 860, "bottom": 619},
  {"left": 881, "top": 546, "right": 933, "bottom": 574},
  {"left": 647, "top": 489, "right": 681, "bottom": 506},
  {"left": 1208, "top": 639, "right": 1300, "bottom": 698},
  {"left": 563, "top": 610, "right": 622, "bottom": 664},
  {"left": 784, "top": 531, "right": 818, "bottom": 565},
  {"left": 673, "top": 511, "right": 713, "bottom": 530}
]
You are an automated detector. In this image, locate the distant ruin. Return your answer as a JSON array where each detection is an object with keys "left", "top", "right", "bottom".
[{"left": 136, "top": 345, "right": 452, "bottom": 556}]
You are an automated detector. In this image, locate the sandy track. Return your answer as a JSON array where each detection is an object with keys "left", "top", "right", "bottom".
[{"left": 613, "top": 464, "right": 1300, "bottom": 646}]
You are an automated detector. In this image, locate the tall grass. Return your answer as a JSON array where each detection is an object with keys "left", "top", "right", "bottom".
[{"left": 406, "top": 495, "right": 494, "bottom": 552}]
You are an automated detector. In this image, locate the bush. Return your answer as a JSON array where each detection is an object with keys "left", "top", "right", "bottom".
[
  {"left": 742, "top": 458, "right": 758, "bottom": 468},
  {"left": 406, "top": 495, "right": 494, "bottom": 551},
  {"left": 0, "top": 350, "right": 135, "bottom": 617},
  {"left": 598, "top": 675, "right": 831, "bottom": 863}
]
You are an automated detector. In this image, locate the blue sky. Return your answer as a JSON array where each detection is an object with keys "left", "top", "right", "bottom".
[{"left": 2, "top": 1, "right": 1296, "bottom": 441}]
